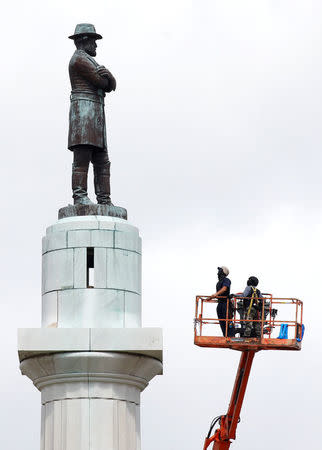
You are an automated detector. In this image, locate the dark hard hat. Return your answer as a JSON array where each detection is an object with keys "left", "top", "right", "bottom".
[
  {"left": 247, "top": 276, "right": 259, "bottom": 286},
  {"left": 69, "top": 23, "right": 102, "bottom": 40}
]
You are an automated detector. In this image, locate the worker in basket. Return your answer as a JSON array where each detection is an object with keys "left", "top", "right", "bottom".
[
  {"left": 240, "top": 276, "right": 264, "bottom": 338},
  {"left": 209, "top": 266, "right": 235, "bottom": 337}
]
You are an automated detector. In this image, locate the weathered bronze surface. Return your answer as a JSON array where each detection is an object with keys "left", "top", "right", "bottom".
[
  {"left": 58, "top": 204, "right": 127, "bottom": 220},
  {"left": 68, "top": 24, "right": 116, "bottom": 206}
]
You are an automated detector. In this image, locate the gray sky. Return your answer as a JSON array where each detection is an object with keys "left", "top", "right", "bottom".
[{"left": 1, "top": 1, "right": 321, "bottom": 449}]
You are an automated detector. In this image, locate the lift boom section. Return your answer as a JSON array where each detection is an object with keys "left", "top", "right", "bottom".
[{"left": 203, "top": 351, "right": 255, "bottom": 450}]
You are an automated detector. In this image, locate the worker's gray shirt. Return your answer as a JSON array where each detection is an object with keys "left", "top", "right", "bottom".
[
  {"left": 236, "top": 286, "right": 262, "bottom": 299},
  {"left": 241, "top": 286, "right": 259, "bottom": 298}
]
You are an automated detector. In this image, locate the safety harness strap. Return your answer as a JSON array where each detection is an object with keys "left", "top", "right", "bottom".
[{"left": 246, "top": 287, "right": 258, "bottom": 319}]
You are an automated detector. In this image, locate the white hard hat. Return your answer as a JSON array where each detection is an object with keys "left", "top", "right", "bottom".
[{"left": 219, "top": 266, "right": 229, "bottom": 276}]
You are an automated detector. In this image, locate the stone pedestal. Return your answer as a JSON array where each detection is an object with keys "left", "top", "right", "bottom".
[
  {"left": 41, "top": 215, "right": 142, "bottom": 328},
  {"left": 18, "top": 214, "right": 163, "bottom": 450}
]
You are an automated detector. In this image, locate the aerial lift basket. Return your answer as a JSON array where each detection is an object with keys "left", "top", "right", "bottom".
[{"left": 194, "top": 294, "right": 303, "bottom": 449}]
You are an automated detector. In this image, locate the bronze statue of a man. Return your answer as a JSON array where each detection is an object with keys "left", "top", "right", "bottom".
[{"left": 68, "top": 23, "right": 116, "bottom": 205}]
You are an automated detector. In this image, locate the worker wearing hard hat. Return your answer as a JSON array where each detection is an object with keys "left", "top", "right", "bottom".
[
  {"left": 209, "top": 266, "right": 235, "bottom": 337},
  {"left": 241, "top": 276, "right": 264, "bottom": 338}
]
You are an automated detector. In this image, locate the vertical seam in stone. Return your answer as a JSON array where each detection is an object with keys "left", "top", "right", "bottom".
[
  {"left": 72, "top": 248, "right": 75, "bottom": 289},
  {"left": 106, "top": 246, "right": 108, "bottom": 288},
  {"left": 43, "top": 403, "right": 46, "bottom": 450},
  {"left": 57, "top": 291, "right": 60, "bottom": 326},
  {"left": 104, "top": 247, "right": 107, "bottom": 289},
  {"left": 88, "top": 394, "right": 91, "bottom": 450},
  {"left": 117, "top": 400, "right": 120, "bottom": 450},
  {"left": 42, "top": 252, "right": 45, "bottom": 296},
  {"left": 113, "top": 399, "right": 116, "bottom": 450},
  {"left": 55, "top": 291, "right": 58, "bottom": 326},
  {"left": 88, "top": 330, "right": 91, "bottom": 449},
  {"left": 60, "top": 400, "right": 63, "bottom": 450},
  {"left": 123, "top": 291, "right": 126, "bottom": 328},
  {"left": 139, "top": 254, "right": 142, "bottom": 295}
]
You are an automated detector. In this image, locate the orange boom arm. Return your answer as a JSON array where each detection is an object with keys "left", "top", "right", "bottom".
[{"left": 203, "top": 351, "right": 255, "bottom": 450}]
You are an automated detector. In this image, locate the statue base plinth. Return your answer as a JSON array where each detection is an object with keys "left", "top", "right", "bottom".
[{"left": 58, "top": 204, "right": 127, "bottom": 220}]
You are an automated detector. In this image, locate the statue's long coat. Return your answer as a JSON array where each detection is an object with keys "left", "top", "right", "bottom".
[{"left": 68, "top": 49, "right": 115, "bottom": 150}]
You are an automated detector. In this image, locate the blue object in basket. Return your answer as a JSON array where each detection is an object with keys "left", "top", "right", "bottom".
[
  {"left": 277, "top": 323, "right": 288, "bottom": 339},
  {"left": 296, "top": 324, "right": 305, "bottom": 342}
]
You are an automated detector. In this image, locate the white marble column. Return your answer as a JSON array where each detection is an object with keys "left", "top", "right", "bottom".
[
  {"left": 18, "top": 215, "right": 163, "bottom": 450},
  {"left": 21, "top": 352, "right": 161, "bottom": 450}
]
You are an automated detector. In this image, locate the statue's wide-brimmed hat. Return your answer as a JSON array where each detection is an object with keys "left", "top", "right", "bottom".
[{"left": 69, "top": 23, "right": 102, "bottom": 40}]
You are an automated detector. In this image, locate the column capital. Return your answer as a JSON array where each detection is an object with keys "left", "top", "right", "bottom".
[{"left": 20, "top": 351, "right": 162, "bottom": 405}]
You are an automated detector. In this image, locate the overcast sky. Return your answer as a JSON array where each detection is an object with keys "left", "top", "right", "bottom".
[{"left": 1, "top": 1, "right": 321, "bottom": 449}]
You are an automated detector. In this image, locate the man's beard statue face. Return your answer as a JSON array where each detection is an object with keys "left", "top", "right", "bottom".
[{"left": 84, "top": 38, "right": 97, "bottom": 56}]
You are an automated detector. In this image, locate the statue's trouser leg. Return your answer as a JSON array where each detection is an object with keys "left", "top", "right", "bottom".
[
  {"left": 92, "top": 150, "right": 112, "bottom": 205},
  {"left": 72, "top": 148, "right": 93, "bottom": 205}
]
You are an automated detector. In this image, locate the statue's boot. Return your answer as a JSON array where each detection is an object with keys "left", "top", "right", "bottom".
[
  {"left": 94, "top": 161, "right": 113, "bottom": 205},
  {"left": 72, "top": 167, "right": 94, "bottom": 205}
]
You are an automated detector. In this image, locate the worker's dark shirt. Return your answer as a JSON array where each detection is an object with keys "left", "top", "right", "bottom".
[{"left": 216, "top": 277, "right": 231, "bottom": 303}]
